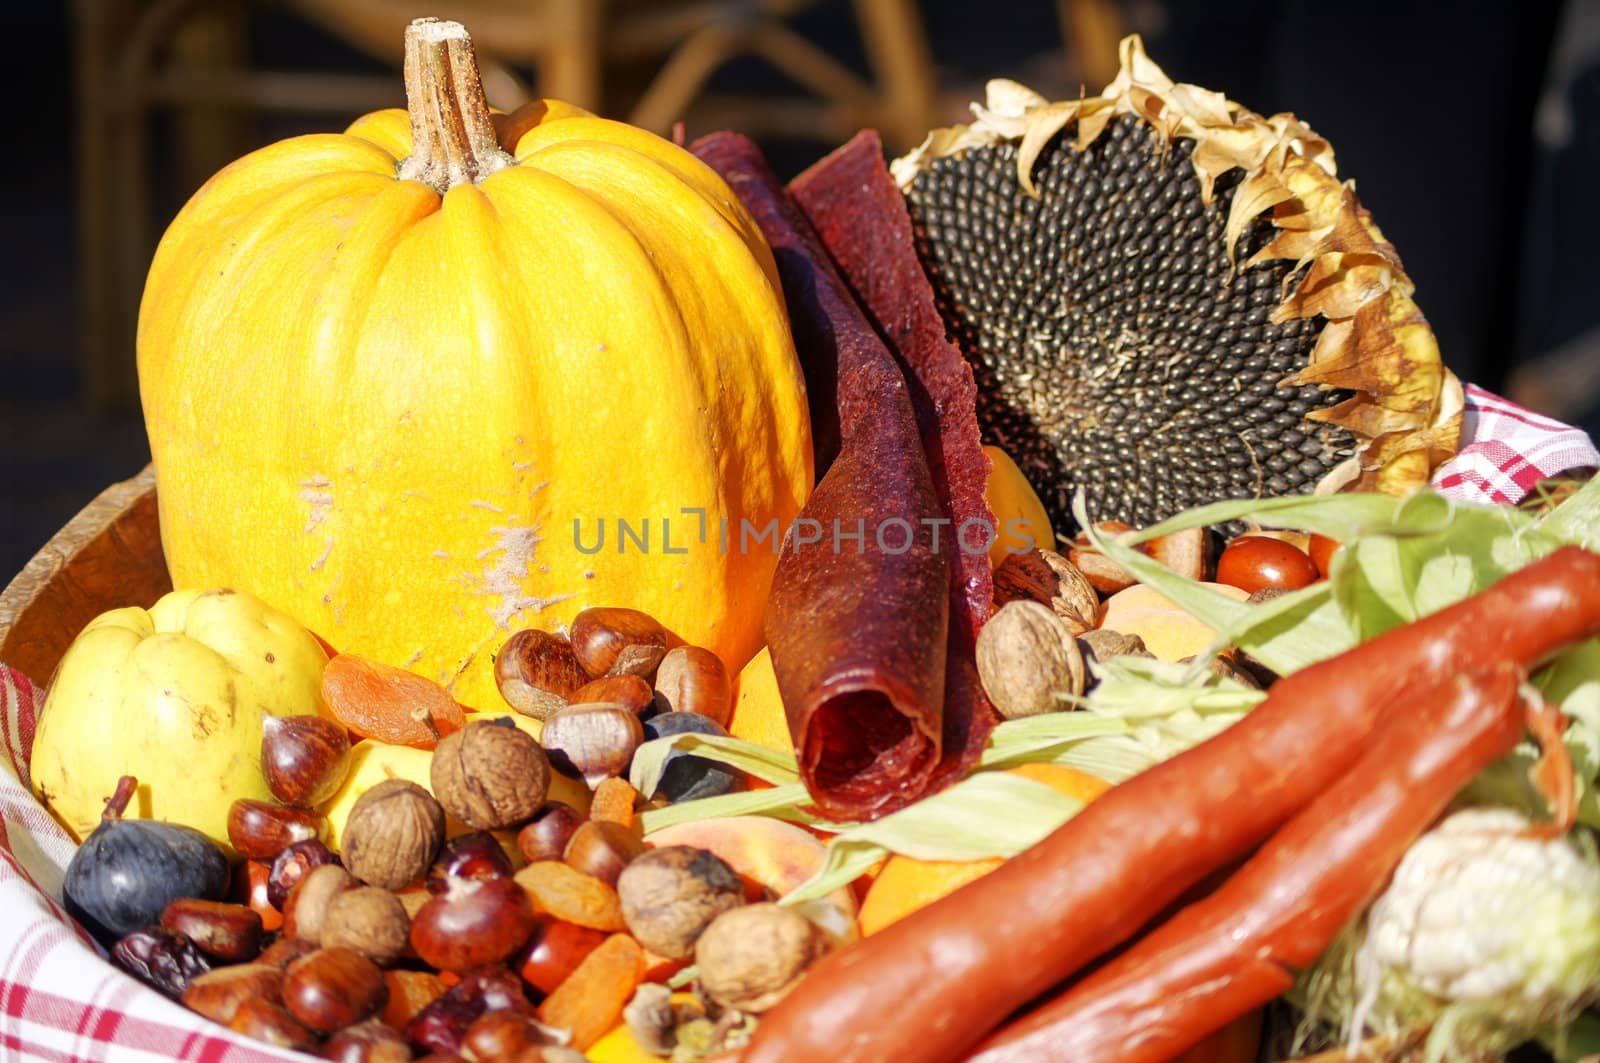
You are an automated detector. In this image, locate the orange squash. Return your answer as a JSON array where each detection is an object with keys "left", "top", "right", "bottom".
[{"left": 137, "top": 19, "right": 812, "bottom": 709}]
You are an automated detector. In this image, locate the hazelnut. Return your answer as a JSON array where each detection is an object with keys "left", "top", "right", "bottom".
[
  {"left": 341, "top": 779, "right": 445, "bottom": 890},
  {"left": 652, "top": 646, "right": 732, "bottom": 726},
  {"left": 616, "top": 846, "right": 744, "bottom": 960},
  {"left": 496, "top": 629, "right": 590, "bottom": 720},
  {"left": 322, "top": 886, "right": 411, "bottom": 966},
  {"left": 430, "top": 719, "right": 550, "bottom": 830},
  {"left": 975, "top": 600, "right": 1086, "bottom": 719},
  {"left": 695, "top": 903, "right": 824, "bottom": 1013},
  {"left": 282, "top": 863, "right": 357, "bottom": 944}
]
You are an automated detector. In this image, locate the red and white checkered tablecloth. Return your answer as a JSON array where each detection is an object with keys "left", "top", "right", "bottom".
[{"left": 0, "top": 386, "right": 1593, "bottom": 1061}]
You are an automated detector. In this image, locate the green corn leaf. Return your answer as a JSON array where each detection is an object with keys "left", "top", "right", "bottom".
[
  {"left": 629, "top": 733, "right": 800, "bottom": 797},
  {"left": 781, "top": 772, "right": 1087, "bottom": 905}
]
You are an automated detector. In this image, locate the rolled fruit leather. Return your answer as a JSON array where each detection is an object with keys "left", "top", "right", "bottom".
[{"left": 693, "top": 132, "right": 972, "bottom": 820}]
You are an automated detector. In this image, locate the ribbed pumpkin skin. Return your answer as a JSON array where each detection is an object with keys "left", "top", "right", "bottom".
[{"left": 138, "top": 103, "right": 813, "bottom": 709}]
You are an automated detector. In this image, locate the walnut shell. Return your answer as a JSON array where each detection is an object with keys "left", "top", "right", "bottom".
[
  {"left": 992, "top": 548, "right": 1100, "bottom": 633},
  {"left": 430, "top": 719, "right": 551, "bottom": 830},
  {"left": 975, "top": 600, "right": 1086, "bottom": 719},
  {"left": 616, "top": 846, "right": 744, "bottom": 960},
  {"left": 695, "top": 903, "right": 824, "bottom": 1013},
  {"left": 340, "top": 779, "right": 445, "bottom": 891}
]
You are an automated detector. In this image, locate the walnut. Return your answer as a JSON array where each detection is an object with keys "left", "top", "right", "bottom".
[
  {"left": 340, "top": 779, "right": 445, "bottom": 891},
  {"left": 975, "top": 601, "right": 1086, "bottom": 719},
  {"left": 695, "top": 903, "right": 825, "bottom": 1013},
  {"left": 430, "top": 718, "right": 550, "bottom": 830},
  {"left": 616, "top": 846, "right": 744, "bottom": 960}
]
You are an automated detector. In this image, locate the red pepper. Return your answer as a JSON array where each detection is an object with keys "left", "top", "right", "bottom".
[{"left": 741, "top": 546, "right": 1600, "bottom": 1063}]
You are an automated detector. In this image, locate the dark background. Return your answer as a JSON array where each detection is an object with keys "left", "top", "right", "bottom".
[{"left": 2, "top": 0, "right": 1592, "bottom": 583}]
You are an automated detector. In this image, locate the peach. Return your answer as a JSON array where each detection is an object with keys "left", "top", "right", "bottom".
[
  {"left": 1095, "top": 582, "right": 1250, "bottom": 662},
  {"left": 642, "top": 816, "right": 856, "bottom": 939}
]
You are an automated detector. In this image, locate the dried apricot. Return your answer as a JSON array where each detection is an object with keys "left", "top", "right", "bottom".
[
  {"left": 513, "top": 861, "right": 626, "bottom": 932},
  {"left": 536, "top": 933, "right": 645, "bottom": 1050},
  {"left": 321, "top": 654, "right": 466, "bottom": 749},
  {"left": 590, "top": 777, "right": 637, "bottom": 829}
]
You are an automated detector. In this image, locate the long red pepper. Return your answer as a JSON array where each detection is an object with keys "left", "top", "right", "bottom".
[
  {"left": 742, "top": 546, "right": 1600, "bottom": 1063},
  {"left": 971, "top": 663, "right": 1528, "bottom": 1062}
]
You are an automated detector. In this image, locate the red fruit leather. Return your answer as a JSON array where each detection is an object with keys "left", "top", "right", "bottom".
[
  {"left": 789, "top": 132, "right": 999, "bottom": 790},
  {"left": 691, "top": 132, "right": 951, "bottom": 820}
]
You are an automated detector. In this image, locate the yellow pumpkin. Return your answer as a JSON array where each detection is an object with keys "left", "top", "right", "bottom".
[{"left": 137, "top": 19, "right": 812, "bottom": 709}]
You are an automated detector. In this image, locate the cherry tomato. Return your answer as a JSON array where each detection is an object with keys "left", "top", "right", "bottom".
[
  {"left": 1307, "top": 533, "right": 1341, "bottom": 578},
  {"left": 1215, "top": 535, "right": 1319, "bottom": 595}
]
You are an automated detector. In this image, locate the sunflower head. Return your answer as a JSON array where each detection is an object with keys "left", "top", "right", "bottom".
[{"left": 894, "top": 36, "right": 1462, "bottom": 531}]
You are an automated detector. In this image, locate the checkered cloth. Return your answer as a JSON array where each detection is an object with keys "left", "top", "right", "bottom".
[{"left": 0, "top": 386, "right": 1593, "bottom": 1061}]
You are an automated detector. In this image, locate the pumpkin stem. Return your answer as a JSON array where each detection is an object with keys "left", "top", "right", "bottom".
[{"left": 397, "top": 18, "right": 513, "bottom": 192}]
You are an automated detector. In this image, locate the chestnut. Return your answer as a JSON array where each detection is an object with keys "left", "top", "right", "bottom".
[
  {"left": 462, "top": 1010, "right": 559, "bottom": 1062},
  {"left": 321, "top": 1017, "right": 412, "bottom": 1063},
  {"left": 267, "top": 838, "right": 341, "bottom": 910},
  {"left": 563, "top": 820, "right": 645, "bottom": 887},
  {"left": 567, "top": 674, "right": 654, "bottom": 715},
  {"left": 404, "top": 965, "right": 534, "bottom": 1056},
  {"left": 651, "top": 646, "right": 731, "bottom": 726},
  {"left": 228, "top": 995, "right": 319, "bottom": 1052},
  {"left": 282, "top": 945, "right": 388, "bottom": 1034},
  {"left": 1216, "top": 535, "right": 1319, "bottom": 595},
  {"left": 262, "top": 714, "right": 352, "bottom": 807},
  {"left": 161, "top": 897, "right": 263, "bottom": 962},
  {"left": 540, "top": 704, "right": 643, "bottom": 788},
  {"left": 410, "top": 876, "right": 536, "bottom": 972},
  {"left": 1308, "top": 532, "right": 1341, "bottom": 577},
  {"left": 516, "top": 803, "right": 585, "bottom": 865},
  {"left": 427, "top": 831, "right": 514, "bottom": 894},
  {"left": 180, "top": 962, "right": 284, "bottom": 1024},
  {"left": 495, "top": 629, "right": 591, "bottom": 720},
  {"left": 227, "top": 799, "right": 322, "bottom": 861},
  {"left": 569, "top": 607, "right": 668, "bottom": 678}
]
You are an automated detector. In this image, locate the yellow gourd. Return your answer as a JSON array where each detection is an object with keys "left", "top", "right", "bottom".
[
  {"left": 137, "top": 20, "right": 812, "bottom": 709},
  {"left": 982, "top": 445, "right": 1056, "bottom": 566}
]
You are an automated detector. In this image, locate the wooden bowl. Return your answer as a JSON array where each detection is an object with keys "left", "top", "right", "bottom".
[{"left": 0, "top": 465, "right": 169, "bottom": 686}]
